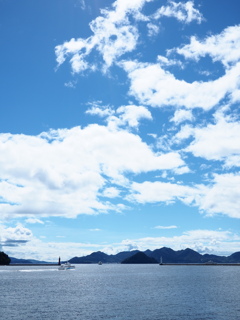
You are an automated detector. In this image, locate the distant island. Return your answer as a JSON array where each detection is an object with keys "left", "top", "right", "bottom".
[
  {"left": 6, "top": 247, "right": 240, "bottom": 265},
  {"left": 0, "top": 251, "right": 11, "bottom": 265}
]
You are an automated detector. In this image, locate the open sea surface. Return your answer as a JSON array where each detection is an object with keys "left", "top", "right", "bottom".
[{"left": 0, "top": 264, "right": 240, "bottom": 320}]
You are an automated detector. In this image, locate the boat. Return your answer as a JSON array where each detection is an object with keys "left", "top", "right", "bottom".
[
  {"left": 58, "top": 262, "right": 75, "bottom": 270},
  {"left": 98, "top": 261, "right": 102, "bottom": 265},
  {"left": 159, "top": 256, "right": 163, "bottom": 265}
]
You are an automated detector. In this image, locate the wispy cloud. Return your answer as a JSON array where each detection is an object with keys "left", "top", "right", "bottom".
[
  {"left": 154, "top": 225, "right": 178, "bottom": 229},
  {"left": 152, "top": 0, "right": 203, "bottom": 24},
  {"left": 25, "top": 218, "right": 44, "bottom": 224}
]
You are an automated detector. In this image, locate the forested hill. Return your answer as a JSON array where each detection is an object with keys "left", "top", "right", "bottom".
[{"left": 0, "top": 251, "right": 11, "bottom": 265}]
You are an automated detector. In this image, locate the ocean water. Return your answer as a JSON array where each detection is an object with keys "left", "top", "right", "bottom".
[{"left": 0, "top": 264, "right": 240, "bottom": 320}]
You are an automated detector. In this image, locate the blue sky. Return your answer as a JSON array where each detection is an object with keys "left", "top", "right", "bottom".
[{"left": 1, "top": 0, "right": 240, "bottom": 261}]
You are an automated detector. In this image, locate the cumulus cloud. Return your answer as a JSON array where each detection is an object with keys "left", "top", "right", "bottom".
[
  {"left": 55, "top": 0, "right": 202, "bottom": 73},
  {"left": 87, "top": 104, "right": 152, "bottom": 129},
  {"left": 118, "top": 24, "right": 240, "bottom": 112},
  {"left": 55, "top": 0, "right": 141, "bottom": 73},
  {"left": 170, "top": 109, "right": 194, "bottom": 124},
  {"left": 195, "top": 173, "right": 240, "bottom": 219},
  {"left": 108, "top": 105, "right": 153, "bottom": 129},
  {"left": 86, "top": 102, "right": 114, "bottom": 118},
  {"left": 128, "top": 180, "right": 195, "bottom": 204},
  {"left": 102, "top": 187, "right": 121, "bottom": 198},
  {"left": 122, "top": 59, "right": 240, "bottom": 110},
  {"left": 128, "top": 172, "right": 240, "bottom": 219},
  {"left": 184, "top": 113, "right": 240, "bottom": 166},
  {"left": 0, "top": 224, "right": 33, "bottom": 247},
  {"left": 0, "top": 125, "right": 186, "bottom": 218}
]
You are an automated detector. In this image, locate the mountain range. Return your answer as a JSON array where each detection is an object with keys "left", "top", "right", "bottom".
[
  {"left": 68, "top": 247, "right": 240, "bottom": 264},
  {"left": 10, "top": 247, "right": 240, "bottom": 264}
]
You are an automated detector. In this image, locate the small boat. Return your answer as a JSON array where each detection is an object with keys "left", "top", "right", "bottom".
[
  {"left": 58, "top": 262, "right": 75, "bottom": 270},
  {"left": 98, "top": 261, "right": 102, "bottom": 265},
  {"left": 159, "top": 256, "right": 163, "bottom": 265}
]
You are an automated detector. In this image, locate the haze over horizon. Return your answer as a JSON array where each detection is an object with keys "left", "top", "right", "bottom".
[{"left": 1, "top": 0, "right": 240, "bottom": 261}]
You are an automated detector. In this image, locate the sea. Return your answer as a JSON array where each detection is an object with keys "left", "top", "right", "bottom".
[{"left": 0, "top": 264, "right": 240, "bottom": 320}]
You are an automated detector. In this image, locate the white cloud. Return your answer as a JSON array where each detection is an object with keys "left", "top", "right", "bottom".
[
  {"left": 0, "top": 125, "right": 185, "bottom": 218},
  {"left": 128, "top": 172, "right": 240, "bottom": 219},
  {"left": 112, "top": 104, "right": 152, "bottom": 129},
  {"left": 153, "top": 1, "right": 203, "bottom": 24},
  {"left": 147, "top": 23, "right": 159, "bottom": 37},
  {"left": 86, "top": 104, "right": 114, "bottom": 118},
  {"left": 64, "top": 80, "right": 77, "bottom": 88},
  {"left": 185, "top": 114, "right": 240, "bottom": 166},
  {"left": 25, "top": 218, "right": 44, "bottom": 224},
  {"left": 174, "top": 124, "right": 192, "bottom": 140},
  {"left": 78, "top": 0, "right": 86, "bottom": 11},
  {"left": 87, "top": 104, "right": 152, "bottom": 129},
  {"left": 0, "top": 224, "right": 33, "bottom": 247},
  {"left": 195, "top": 173, "right": 240, "bottom": 219},
  {"left": 55, "top": 0, "right": 142, "bottom": 73},
  {"left": 119, "top": 25, "right": 240, "bottom": 111},
  {"left": 102, "top": 187, "right": 121, "bottom": 198},
  {"left": 122, "top": 60, "right": 240, "bottom": 110},
  {"left": 128, "top": 180, "right": 194, "bottom": 204},
  {"left": 175, "top": 25, "right": 240, "bottom": 67},
  {"left": 170, "top": 109, "right": 194, "bottom": 124},
  {"left": 55, "top": 0, "right": 202, "bottom": 73},
  {"left": 154, "top": 225, "right": 177, "bottom": 229}
]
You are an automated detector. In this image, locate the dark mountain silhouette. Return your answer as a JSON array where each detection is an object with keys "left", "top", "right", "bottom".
[
  {"left": 68, "top": 247, "right": 240, "bottom": 264},
  {"left": 0, "top": 251, "right": 11, "bottom": 265},
  {"left": 228, "top": 252, "right": 240, "bottom": 263},
  {"left": 121, "top": 252, "right": 158, "bottom": 264},
  {"left": 69, "top": 250, "right": 140, "bottom": 264},
  {"left": 8, "top": 247, "right": 240, "bottom": 264}
]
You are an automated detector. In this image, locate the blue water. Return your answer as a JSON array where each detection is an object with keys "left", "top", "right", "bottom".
[{"left": 0, "top": 264, "right": 240, "bottom": 319}]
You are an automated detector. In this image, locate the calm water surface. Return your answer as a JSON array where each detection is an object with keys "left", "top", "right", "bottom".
[{"left": 0, "top": 264, "right": 240, "bottom": 320}]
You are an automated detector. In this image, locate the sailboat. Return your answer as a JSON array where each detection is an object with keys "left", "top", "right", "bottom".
[{"left": 159, "top": 256, "right": 163, "bottom": 265}]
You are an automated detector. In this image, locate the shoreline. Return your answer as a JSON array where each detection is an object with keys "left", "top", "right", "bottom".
[
  {"left": 3, "top": 263, "right": 240, "bottom": 266},
  {"left": 160, "top": 263, "right": 240, "bottom": 266},
  {"left": 7, "top": 264, "right": 59, "bottom": 266}
]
